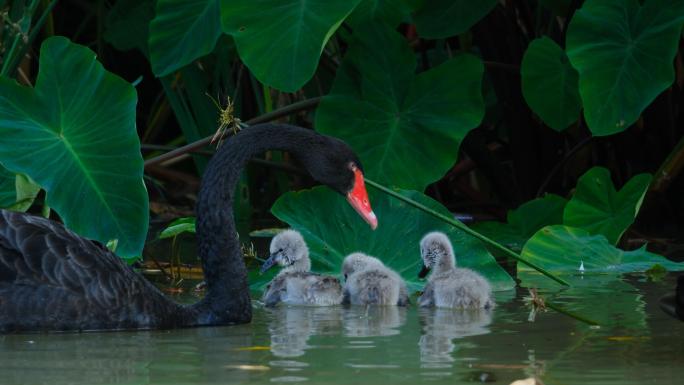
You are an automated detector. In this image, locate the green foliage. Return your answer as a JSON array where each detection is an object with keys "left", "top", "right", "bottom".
[
  {"left": 521, "top": 37, "right": 580, "bottom": 131},
  {"left": 269, "top": 186, "right": 516, "bottom": 292},
  {"left": 159, "top": 217, "right": 197, "bottom": 239},
  {"left": 566, "top": 0, "right": 684, "bottom": 135},
  {"left": 0, "top": 37, "right": 148, "bottom": 257},
  {"left": 471, "top": 194, "right": 567, "bottom": 252},
  {"left": 149, "top": 0, "right": 222, "bottom": 76},
  {"left": 104, "top": 0, "right": 154, "bottom": 55},
  {"left": 346, "top": 0, "right": 411, "bottom": 28},
  {"left": 317, "top": 24, "right": 485, "bottom": 190},
  {"left": 519, "top": 225, "right": 684, "bottom": 282},
  {"left": 221, "top": 0, "right": 361, "bottom": 92},
  {"left": 412, "top": 0, "right": 498, "bottom": 38},
  {"left": 563, "top": 167, "right": 652, "bottom": 245}
]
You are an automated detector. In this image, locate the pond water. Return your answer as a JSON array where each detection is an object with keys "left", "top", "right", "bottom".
[{"left": 0, "top": 274, "right": 682, "bottom": 385}]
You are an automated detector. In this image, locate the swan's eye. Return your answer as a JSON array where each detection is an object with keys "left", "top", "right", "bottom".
[{"left": 344, "top": 274, "right": 348, "bottom": 280}]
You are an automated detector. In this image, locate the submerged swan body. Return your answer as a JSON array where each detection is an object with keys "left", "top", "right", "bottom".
[
  {"left": 660, "top": 275, "right": 684, "bottom": 321},
  {"left": 261, "top": 230, "right": 343, "bottom": 307},
  {"left": 0, "top": 124, "right": 377, "bottom": 332},
  {"left": 417, "top": 232, "right": 493, "bottom": 309},
  {"left": 341, "top": 253, "right": 409, "bottom": 306}
]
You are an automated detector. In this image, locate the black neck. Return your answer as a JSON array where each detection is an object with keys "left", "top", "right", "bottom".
[{"left": 191, "top": 123, "right": 321, "bottom": 324}]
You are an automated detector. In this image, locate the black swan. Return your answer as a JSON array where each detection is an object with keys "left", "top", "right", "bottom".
[
  {"left": 659, "top": 275, "right": 683, "bottom": 321},
  {"left": 0, "top": 123, "right": 377, "bottom": 332}
]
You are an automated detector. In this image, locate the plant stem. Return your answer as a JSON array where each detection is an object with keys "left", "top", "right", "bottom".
[
  {"left": 545, "top": 300, "right": 600, "bottom": 326},
  {"left": 365, "top": 178, "right": 570, "bottom": 287},
  {"left": 144, "top": 97, "right": 322, "bottom": 169}
]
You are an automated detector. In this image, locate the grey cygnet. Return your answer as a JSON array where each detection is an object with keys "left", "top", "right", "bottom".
[
  {"left": 261, "top": 230, "right": 342, "bottom": 306},
  {"left": 341, "top": 252, "right": 409, "bottom": 306},
  {"left": 417, "top": 232, "right": 494, "bottom": 309}
]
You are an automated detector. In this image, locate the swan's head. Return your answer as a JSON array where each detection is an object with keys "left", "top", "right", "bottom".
[
  {"left": 304, "top": 136, "right": 377, "bottom": 230},
  {"left": 342, "top": 252, "right": 385, "bottom": 281},
  {"left": 418, "top": 232, "right": 455, "bottom": 278},
  {"left": 261, "top": 230, "right": 310, "bottom": 273}
]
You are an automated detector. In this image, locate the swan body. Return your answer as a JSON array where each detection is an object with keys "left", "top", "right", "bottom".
[
  {"left": 417, "top": 232, "right": 493, "bottom": 309},
  {"left": 0, "top": 124, "right": 376, "bottom": 332},
  {"left": 341, "top": 253, "right": 409, "bottom": 306},
  {"left": 659, "top": 275, "right": 683, "bottom": 321},
  {"left": 261, "top": 230, "right": 343, "bottom": 306}
]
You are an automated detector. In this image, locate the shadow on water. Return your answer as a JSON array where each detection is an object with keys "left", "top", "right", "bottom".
[{"left": 0, "top": 274, "right": 683, "bottom": 385}]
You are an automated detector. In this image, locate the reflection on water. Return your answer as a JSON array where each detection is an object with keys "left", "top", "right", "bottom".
[
  {"left": 418, "top": 308, "right": 492, "bottom": 368},
  {"left": 343, "top": 306, "right": 407, "bottom": 337},
  {"left": 0, "top": 275, "right": 683, "bottom": 385},
  {"left": 267, "top": 306, "right": 343, "bottom": 357}
]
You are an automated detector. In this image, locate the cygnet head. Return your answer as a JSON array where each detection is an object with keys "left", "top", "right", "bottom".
[
  {"left": 342, "top": 252, "right": 385, "bottom": 281},
  {"left": 261, "top": 229, "right": 310, "bottom": 273},
  {"left": 418, "top": 231, "right": 455, "bottom": 278}
]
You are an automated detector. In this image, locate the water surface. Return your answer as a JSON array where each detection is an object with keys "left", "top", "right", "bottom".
[{"left": 1, "top": 274, "right": 682, "bottom": 385}]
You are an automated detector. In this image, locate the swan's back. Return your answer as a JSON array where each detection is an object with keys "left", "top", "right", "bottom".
[
  {"left": 0, "top": 210, "right": 179, "bottom": 332},
  {"left": 262, "top": 271, "right": 342, "bottom": 307}
]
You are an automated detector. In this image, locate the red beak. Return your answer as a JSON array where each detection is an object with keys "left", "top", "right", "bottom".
[{"left": 346, "top": 166, "right": 378, "bottom": 230}]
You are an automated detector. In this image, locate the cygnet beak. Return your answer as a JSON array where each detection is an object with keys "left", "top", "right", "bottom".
[
  {"left": 260, "top": 253, "right": 281, "bottom": 274},
  {"left": 418, "top": 264, "right": 431, "bottom": 278}
]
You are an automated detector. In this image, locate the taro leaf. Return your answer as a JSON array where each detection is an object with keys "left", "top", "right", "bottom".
[
  {"left": 149, "top": 0, "right": 222, "bottom": 76},
  {"left": 104, "top": 0, "right": 155, "bottom": 55},
  {"left": 159, "top": 217, "right": 196, "bottom": 239},
  {"left": 266, "top": 186, "right": 515, "bottom": 292},
  {"left": 0, "top": 167, "right": 16, "bottom": 208},
  {"left": 412, "top": 0, "right": 498, "bottom": 38},
  {"left": 471, "top": 194, "right": 567, "bottom": 252},
  {"left": 566, "top": 0, "right": 684, "bottom": 136},
  {"left": 563, "top": 167, "right": 652, "bottom": 245},
  {"left": 346, "top": 0, "right": 412, "bottom": 28},
  {"left": 316, "top": 24, "right": 484, "bottom": 190},
  {"left": 521, "top": 37, "right": 581, "bottom": 131},
  {"left": 0, "top": 37, "right": 148, "bottom": 257},
  {"left": 519, "top": 225, "right": 684, "bottom": 283},
  {"left": 221, "top": 0, "right": 361, "bottom": 92}
]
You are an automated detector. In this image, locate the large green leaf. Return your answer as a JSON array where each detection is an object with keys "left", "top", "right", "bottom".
[
  {"left": 412, "top": 0, "right": 498, "bottom": 38},
  {"left": 521, "top": 37, "right": 581, "bottom": 131},
  {"left": 316, "top": 24, "right": 485, "bottom": 190},
  {"left": 346, "top": 0, "right": 411, "bottom": 28},
  {"left": 221, "top": 0, "right": 361, "bottom": 92},
  {"left": 268, "top": 186, "right": 515, "bottom": 292},
  {"left": 519, "top": 225, "right": 684, "bottom": 281},
  {"left": 0, "top": 37, "right": 148, "bottom": 257},
  {"left": 0, "top": 167, "right": 15, "bottom": 208},
  {"left": 566, "top": 0, "right": 684, "bottom": 135},
  {"left": 471, "top": 194, "right": 567, "bottom": 253},
  {"left": 149, "top": 0, "right": 222, "bottom": 76},
  {"left": 563, "top": 167, "right": 651, "bottom": 245}
]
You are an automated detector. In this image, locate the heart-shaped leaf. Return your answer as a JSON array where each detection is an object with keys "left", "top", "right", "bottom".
[
  {"left": 566, "top": 0, "right": 684, "bottom": 135},
  {"left": 412, "top": 0, "right": 498, "bottom": 38},
  {"left": 563, "top": 167, "right": 651, "bottom": 245},
  {"left": 266, "top": 186, "right": 515, "bottom": 292},
  {"left": 0, "top": 167, "right": 16, "bottom": 208},
  {"left": 519, "top": 225, "right": 683, "bottom": 283},
  {"left": 0, "top": 37, "right": 148, "bottom": 257},
  {"left": 149, "top": 0, "right": 222, "bottom": 76},
  {"left": 316, "top": 24, "right": 485, "bottom": 190},
  {"left": 221, "top": 0, "right": 361, "bottom": 92},
  {"left": 521, "top": 36, "right": 581, "bottom": 131},
  {"left": 471, "top": 194, "right": 567, "bottom": 253}
]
